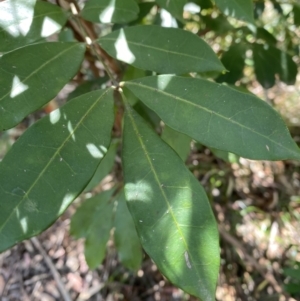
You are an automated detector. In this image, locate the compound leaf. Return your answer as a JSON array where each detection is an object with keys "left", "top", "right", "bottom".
[
  {"left": 124, "top": 75, "right": 300, "bottom": 160},
  {"left": 98, "top": 25, "right": 224, "bottom": 74},
  {"left": 0, "top": 42, "right": 85, "bottom": 131},
  {"left": 0, "top": 89, "right": 114, "bottom": 252},
  {"left": 81, "top": 0, "right": 139, "bottom": 24},
  {"left": 122, "top": 106, "right": 219, "bottom": 300}
]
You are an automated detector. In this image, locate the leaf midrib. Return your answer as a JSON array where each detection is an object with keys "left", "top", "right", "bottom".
[
  {"left": 0, "top": 43, "right": 82, "bottom": 103},
  {"left": 126, "top": 105, "right": 202, "bottom": 280},
  {"left": 0, "top": 88, "right": 112, "bottom": 234},
  {"left": 100, "top": 37, "right": 217, "bottom": 65},
  {"left": 125, "top": 81, "right": 300, "bottom": 159}
]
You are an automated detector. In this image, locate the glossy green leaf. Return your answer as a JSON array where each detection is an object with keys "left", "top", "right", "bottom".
[
  {"left": 0, "top": 0, "right": 36, "bottom": 51},
  {"left": 67, "top": 77, "right": 108, "bottom": 101},
  {"left": 294, "top": 4, "right": 300, "bottom": 26},
  {"left": 253, "top": 43, "right": 298, "bottom": 88},
  {"left": 124, "top": 75, "right": 300, "bottom": 160},
  {"left": 156, "top": 0, "right": 187, "bottom": 20},
  {"left": 98, "top": 25, "right": 224, "bottom": 74},
  {"left": 0, "top": 89, "right": 114, "bottom": 252},
  {"left": 216, "top": 43, "right": 246, "bottom": 84},
  {"left": 84, "top": 141, "right": 118, "bottom": 192},
  {"left": 71, "top": 189, "right": 115, "bottom": 269},
  {"left": 114, "top": 190, "right": 143, "bottom": 270},
  {"left": 81, "top": 0, "right": 139, "bottom": 24},
  {"left": 214, "top": 0, "right": 255, "bottom": 24},
  {"left": 0, "top": 0, "right": 68, "bottom": 52},
  {"left": 162, "top": 125, "right": 191, "bottom": 162},
  {"left": 0, "top": 42, "right": 85, "bottom": 131},
  {"left": 122, "top": 106, "right": 219, "bottom": 300}
]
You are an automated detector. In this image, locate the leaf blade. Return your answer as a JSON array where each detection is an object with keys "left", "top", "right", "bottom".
[
  {"left": 0, "top": 89, "right": 114, "bottom": 252},
  {"left": 81, "top": 0, "right": 139, "bottom": 24},
  {"left": 98, "top": 25, "right": 224, "bottom": 74},
  {"left": 71, "top": 189, "right": 115, "bottom": 269},
  {"left": 122, "top": 106, "right": 219, "bottom": 300},
  {"left": 0, "top": 0, "right": 68, "bottom": 52},
  {"left": 214, "top": 0, "right": 255, "bottom": 24},
  {"left": 114, "top": 190, "right": 143, "bottom": 271},
  {"left": 124, "top": 75, "right": 300, "bottom": 160},
  {"left": 0, "top": 42, "right": 85, "bottom": 131}
]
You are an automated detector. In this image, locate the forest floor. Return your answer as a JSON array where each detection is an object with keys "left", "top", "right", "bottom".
[{"left": 0, "top": 76, "right": 300, "bottom": 301}]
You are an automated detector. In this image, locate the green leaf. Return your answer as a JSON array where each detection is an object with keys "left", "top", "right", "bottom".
[
  {"left": 114, "top": 190, "right": 143, "bottom": 271},
  {"left": 67, "top": 77, "right": 109, "bottom": 101},
  {"left": 122, "top": 106, "right": 219, "bottom": 301},
  {"left": 81, "top": 0, "right": 139, "bottom": 24},
  {"left": 98, "top": 25, "right": 224, "bottom": 74},
  {"left": 294, "top": 4, "right": 300, "bottom": 26},
  {"left": 283, "top": 267, "right": 300, "bottom": 281},
  {"left": 124, "top": 75, "right": 300, "bottom": 160},
  {"left": 214, "top": 0, "right": 255, "bottom": 24},
  {"left": 155, "top": 0, "right": 187, "bottom": 20},
  {"left": 0, "top": 0, "right": 68, "bottom": 52},
  {"left": 84, "top": 141, "right": 118, "bottom": 192},
  {"left": 256, "top": 27, "right": 277, "bottom": 45},
  {"left": 0, "top": 42, "right": 85, "bottom": 131},
  {"left": 162, "top": 125, "right": 191, "bottom": 162},
  {"left": 0, "top": 89, "right": 114, "bottom": 252},
  {"left": 71, "top": 189, "right": 115, "bottom": 269},
  {"left": 253, "top": 43, "right": 298, "bottom": 88},
  {"left": 216, "top": 43, "right": 246, "bottom": 84}
]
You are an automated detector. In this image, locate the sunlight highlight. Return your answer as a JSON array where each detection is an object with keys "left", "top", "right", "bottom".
[
  {"left": 99, "top": 0, "right": 116, "bottom": 23},
  {"left": 41, "top": 16, "right": 62, "bottom": 37},
  {"left": 86, "top": 143, "right": 106, "bottom": 159},
  {"left": 67, "top": 120, "right": 75, "bottom": 141},
  {"left": 157, "top": 75, "right": 173, "bottom": 91},
  {"left": 114, "top": 29, "right": 136, "bottom": 64},
  {"left": 20, "top": 217, "right": 28, "bottom": 234},
  {"left": 0, "top": 0, "right": 35, "bottom": 37},
  {"left": 58, "top": 193, "right": 75, "bottom": 215},
  {"left": 10, "top": 75, "right": 29, "bottom": 98},
  {"left": 49, "top": 109, "right": 61, "bottom": 124},
  {"left": 160, "top": 9, "right": 178, "bottom": 28},
  {"left": 125, "top": 182, "right": 153, "bottom": 203}
]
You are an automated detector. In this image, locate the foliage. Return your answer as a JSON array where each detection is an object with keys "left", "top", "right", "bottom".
[{"left": 0, "top": 0, "right": 299, "bottom": 300}]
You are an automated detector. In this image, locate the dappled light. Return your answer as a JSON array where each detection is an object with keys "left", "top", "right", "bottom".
[
  {"left": 0, "top": 0, "right": 35, "bottom": 37},
  {"left": 41, "top": 16, "right": 62, "bottom": 38},
  {"left": 160, "top": 9, "right": 178, "bottom": 28},
  {"left": 125, "top": 182, "right": 153, "bottom": 204},
  {"left": 114, "top": 29, "right": 136, "bottom": 64},
  {"left": 10, "top": 75, "right": 29, "bottom": 98},
  {"left": 49, "top": 109, "right": 61, "bottom": 124},
  {"left": 99, "top": 0, "right": 116, "bottom": 23},
  {"left": 0, "top": 89, "right": 114, "bottom": 252},
  {"left": 86, "top": 143, "right": 107, "bottom": 159}
]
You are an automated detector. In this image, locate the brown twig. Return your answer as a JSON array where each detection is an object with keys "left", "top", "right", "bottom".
[{"left": 30, "top": 237, "right": 72, "bottom": 301}]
